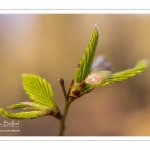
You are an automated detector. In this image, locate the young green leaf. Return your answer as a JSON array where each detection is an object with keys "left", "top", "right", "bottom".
[
  {"left": 0, "top": 108, "right": 52, "bottom": 119},
  {"left": 99, "top": 59, "right": 149, "bottom": 87},
  {"left": 22, "top": 74, "right": 57, "bottom": 109},
  {"left": 8, "top": 102, "right": 50, "bottom": 110},
  {"left": 74, "top": 26, "right": 99, "bottom": 83}
]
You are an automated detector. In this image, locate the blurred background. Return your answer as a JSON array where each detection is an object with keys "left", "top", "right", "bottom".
[{"left": 0, "top": 14, "right": 150, "bottom": 136}]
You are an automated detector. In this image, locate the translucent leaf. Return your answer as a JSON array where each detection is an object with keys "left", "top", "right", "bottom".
[
  {"left": 99, "top": 59, "right": 149, "bottom": 87},
  {"left": 22, "top": 74, "right": 57, "bottom": 109},
  {"left": 0, "top": 108, "right": 51, "bottom": 119},
  {"left": 85, "top": 70, "right": 111, "bottom": 87},
  {"left": 8, "top": 102, "right": 50, "bottom": 110},
  {"left": 91, "top": 56, "right": 111, "bottom": 72},
  {"left": 74, "top": 26, "right": 99, "bottom": 82}
]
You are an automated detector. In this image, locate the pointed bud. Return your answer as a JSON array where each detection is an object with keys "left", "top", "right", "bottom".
[{"left": 85, "top": 71, "right": 111, "bottom": 87}]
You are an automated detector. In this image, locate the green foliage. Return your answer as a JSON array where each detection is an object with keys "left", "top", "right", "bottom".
[
  {"left": 8, "top": 102, "right": 50, "bottom": 110},
  {"left": 0, "top": 75, "right": 62, "bottom": 119},
  {"left": 8, "top": 103, "right": 26, "bottom": 110},
  {"left": 0, "top": 108, "right": 51, "bottom": 119},
  {"left": 74, "top": 26, "right": 99, "bottom": 83},
  {"left": 22, "top": 74, "right": 57, "bottom": 109},
  {"left": 84, "top": 83, "right": 95, "bottom": 92},
  {"left": 99, "top": 59, "right": 149, "bottom": 87},
  {"left": 0, "top": 25, "right": 148, "bottom": 135}
]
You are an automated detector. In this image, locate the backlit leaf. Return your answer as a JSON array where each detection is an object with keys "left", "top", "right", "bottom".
[
  {"left": 22, "top": 74, "right": 57, "bottom": 109},
  {"left": 74, "top": 26, "right": 99, "bottom": 82}
]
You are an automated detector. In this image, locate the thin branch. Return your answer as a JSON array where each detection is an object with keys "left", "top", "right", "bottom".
[
  {"left": 58, "top": 78, "right": 68, "bottom": 101},
  {"left": 58, "top": 78, "right": 71, "bottom": 136},
  {"left": 58, "top": 101, "right": 71, "bottom": 136}
]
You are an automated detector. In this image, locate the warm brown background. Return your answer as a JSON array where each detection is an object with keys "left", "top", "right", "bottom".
[{"left": 0, "top": 14, "right": 150, "bottom": 136}]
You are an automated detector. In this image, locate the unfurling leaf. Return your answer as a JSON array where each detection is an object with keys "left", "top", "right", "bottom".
[
  {"left": 1, "top": 102, "right": 62, "bottom": 119},
  {"left": 68, "top": 26, "right": 99, "bottom": 101},
  {"left": 0, "top": 74, "right": 62, "bottom": 120},
  {"left": 68, "top": 71, "right": 111, "bottom": 101},
  {"left": 8, "top": 102, "right": 50, "bottom": 110},
  {"left": 99, "top": 59, "right": 149, "bottom": 87},
  {"left": 84, "top": 70, "right": 111, "bottom": 87},
  {"left": 22, "top": 74, "right": 57, "bottom": 109},
  {"left": 74, "top": 26, "right": 99, "bottom": 83},
  {"left": 0, "top": 108, "right": 52, "bottom": 119},
  {"left": 68, "top": 60, "right": 148, "bottom": 101}
]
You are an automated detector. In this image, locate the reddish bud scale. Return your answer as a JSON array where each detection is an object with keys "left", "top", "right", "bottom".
[
  {"left": 72, "top": 90, "right": 80, "bottom": 96},
  {"left": 79, "top": 82, "right": 86, "bottom": 88},
  {"left": 69, "top": 81, "right": 87, "bottom": 102},
  {"left": 69, "top": 96, "right": 76, "bottom": 101},
  {"left": 70, "top": 79, "right": 74, "bottom": 86}
]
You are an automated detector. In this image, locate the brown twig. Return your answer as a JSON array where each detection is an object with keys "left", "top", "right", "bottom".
[{"left": 58, "top": 78, "right": 71, "bottom": 136}]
